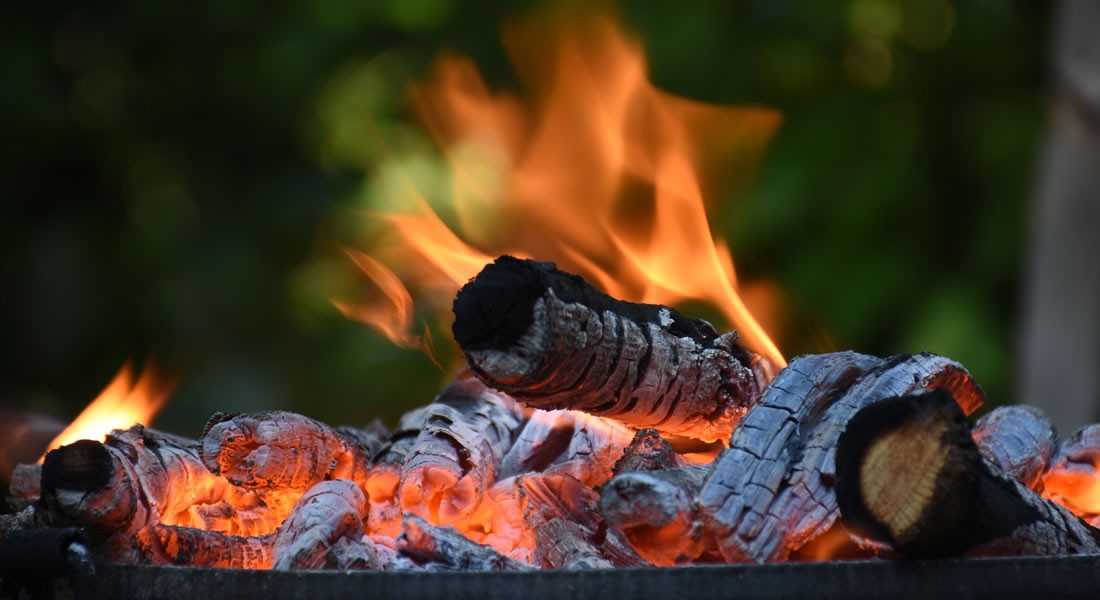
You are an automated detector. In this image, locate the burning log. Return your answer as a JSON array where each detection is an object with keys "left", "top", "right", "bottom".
[
  {"left": 452, "top": 256, "right": 773, "bottom": 443},
  {"left": 835, "top": 389, "right": 1100, "bottom": 557},
  {"left": 395, "top": 372, "right": 526, "bottom": 526},
  {"left": 38, "top": 425, "right": 277, "bottom": 541},
  {"left": 498, "top": 409, "right": 637, "bottom": 487},
  {"left": 973, "top": 405, "right": 1057, "bottom": 490},
  {"left": 133, "top": 525, "right": 274, "bottom": 569},
  {"left": 600, "top": 464, "right": 710, "bottom": 566},
  {"left": 1042, "top": 424, "right": 1100, "bottom": 524},
  {"left": 396, "top": 514, "right": 532, "bottom": 571},
  {"left": 533, "top": 518, "right": 614, "bottom": 569},
  {"left": 200, "top": 411, "right": 374, "bottom": 517},
  {"left": 697, "top": 351, "right": 985, "bottom": 563},
  {"left": 273, "top": 479, "right": 378, "bottom": 571},
  {"left": 363, "top": 406, "right": 429, "bottom": 539},
  {"left": 8, "top": 464, "right": 41, "bottom": 510}
]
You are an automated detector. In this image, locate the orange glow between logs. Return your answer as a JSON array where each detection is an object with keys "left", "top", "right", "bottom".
[
  {"left": 339, "top": 10, "right": 786, "bottom": 368},
  {"left": 41, "top": 362, "right": 173, "bottom": 460}
]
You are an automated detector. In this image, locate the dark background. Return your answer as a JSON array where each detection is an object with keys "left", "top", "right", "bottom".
[{"left": 0, "top": 1, "right": 1047, "bottom": 437}]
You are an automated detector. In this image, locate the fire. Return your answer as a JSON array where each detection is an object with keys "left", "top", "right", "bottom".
[
  {"left": 41, "top": 362, "right": 173, "bottom": 460},
  {"left": 338, "top": 9, "right": 785, "bottom": 367}
]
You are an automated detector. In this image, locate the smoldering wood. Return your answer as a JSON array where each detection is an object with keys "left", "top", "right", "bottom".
[
  {"left": 498, "top": 409, "right": 637, "bottom": 487},
  {"left": 38, "top": 426, "right": 277, "bottom": 539},
  {"left": 697, "top": 351, "right": 986, "bottom": 563},
  {"left": 0, "top": 506, "right": 43, "bottom": 541},
  {"left": 973, "top": 405, "right": 1057, "bottom": 490},
  {"left": 1042, "top": 424, "right": 1100, "bottom": 520},
  {"left": 396, "top": 372, "right": 526, "bottom": 526},
  {"left": 201, "top": 411, "right": 374, "bottom": 518},
  {"left": 133, "top": 524, "right": 275, "bottom": 569},
  {"left": 273, "top": 479, "right": 379, "bottom": 571},
  {"left": 364, "top": 406, "right": 429, "bottom": 539},
  {"left": 533, "top": 518, "right": 613, "bottom": 569},
  {"left": 452, "top": 256, "right": 773, "bottom": 443},
  {"left": 835, "top": 390, "right": 1100, "bottom": 558},
  {"left": 612, "top": 429, "right": 686, "bottom": 475},
  {"left": 336, "top": 419, "right": 391, "bottom": 459},
  {"left": 599, "top": 465, "right": 710, "bottom": 565},
  {"left": 8, "top": 463, "right": 41, "bottom": 510},
  {"left": 396, "top": 514, "right": 533, "bottom": 571}
]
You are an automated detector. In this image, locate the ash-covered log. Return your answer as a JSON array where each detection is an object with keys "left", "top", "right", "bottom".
[
  {"left": 835, "top": 389, "right": 1100, "bottom": 557},
  {"left": 697, "top": 351, "right": 985, "bottom": 563},
  {"left": 452, "top": 256, "right": 773, "bottom": 443},
  {"left": 396, "top": 372, "right": 526, "bottom": 526},
  {"left": 600, "top": 464, "right": 710, "bottom": 565},
  {"left": 396, "top": 514, "right": 531, "bottom": 571},
  {"left": 498, "top": 409, "right": 636, "bottom": 487},
  {"left": 973, "top": 405, "right": 1057, "bottom": 490},
  {"left": 273, "top": 480, "right": 378, "bottom": 571},
  {"left": 533, "top": 518, "right": 613, "bottom": 569},
  {"left": 38, "top": 426, "right": 277, "bottom": 542},
  {"left": 1042, "top": 424, "right": 1100, "bottom": 524},
  {"left": 133, "top": 524, "right": 275, "bottom": 569},
  {"left": 201, "top": 411, "right": 375, "bottom": 518},
  {"left": 364, "top": 406, "right": 429, "bottom": 539}
]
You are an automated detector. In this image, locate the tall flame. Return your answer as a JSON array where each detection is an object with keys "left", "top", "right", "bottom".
[
  {"left": 41, "top": 362, "right": 173, "bottom": 459},
  {"left": 339, "top": 10, "right": 785, "bottom": 367}
]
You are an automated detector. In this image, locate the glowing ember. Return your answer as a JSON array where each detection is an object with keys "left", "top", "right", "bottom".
[
  {"left": 41, "top": 362, "right": 173, "bottom": 460},
  {"left": 337, "top": 9, "right": 785, "bottom": 368}
]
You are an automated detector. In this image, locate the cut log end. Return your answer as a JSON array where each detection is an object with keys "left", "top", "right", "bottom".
[
  {"left": 836, "top": 389, "right": 980, "bottom": 557},
  {"left": 40, "top": 440, "right": 114, "bottom": 496}
]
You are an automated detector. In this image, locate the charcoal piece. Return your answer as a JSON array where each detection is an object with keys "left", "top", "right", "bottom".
[
  {"left": 397, "top": 514, "right": 532, "bottom": 571},
  {"left": 452, "top": 256, "right": 773, "bottom": 443},
  {"left": 498, "top": 409, "right": 636, "bottom": 487},
  {"left": 39, "top": 426, "right": 277, "bottom": 539},
  {"left": 1042, "top": 424, "right": 1100, "bottom": 518},
  {"left": 534, "top": 518, "right": 614, "bottom": 569},
  {"left": 364, "top": 406, "right": 430, "bottom": 538},
  {"left": 273, "top": 480, "right": 379, "bottom": 571},
  {"left": 133, "top": 525, "right": 274, "bottom": 568},
  {"left": 396, "top": 372, "right": 526, "bottom": 526},
  {"left": 8, "top": 463, "right": 41, "bottom": 510},
  {"left": 973, "top": 405, "right": 1057, "bottom": 490},
  {"left": 201, "top": 411, "right": 374, "bottom": 517},
  {"left": 611, "top": 428, "right": 684, "bottom": 476},
  {"left": 836, "top": 390, "right": 1100, "bottom": 557},
  {"left": 697, "top": 351, "right": 986, "bottom": 563},
  {"left": 600, "top": 465, "right": 709, "bottom": 565}
]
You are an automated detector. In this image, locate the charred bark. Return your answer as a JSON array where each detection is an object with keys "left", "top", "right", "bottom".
[
  {"left": 452, "top": 256, "right": 773, "bottom": 442},
  {"left": 835, "top": 390, "right": 1100, "bottom": 557},
  {"left": 600, "top": 464, "right": 710, "bottom": 565},
  {"left": 396, "top": 372, "right": 526, "bottom": 526},
  {"left": 973, "top": 405, "right": 1057, "bottom": 490},
  {"left": 1042, "top": 424, "right": 1100, "bottom": 522},
  {"left": 697, "top": 351, "right": 985, "bottom": 563},
  {"left": 273, "top": 480, "right": 378, "bottom": 571},
  {"left": 133, "top": 525, "right": 274, "bottom": 568},
  {"left": 201, "top": 411, "right": 374, "bottom": 518},
  {"left": 499, "top": 409, "right": 637, "bottom": 487},
  {"left": 364, "top": 406, "right": 429, "bottom": 539},
  {"left": 396, "top": 514, "right": 532, "bottom": 571}
]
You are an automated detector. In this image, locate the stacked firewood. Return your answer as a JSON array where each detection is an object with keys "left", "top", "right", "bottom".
[{"left": 3, "top": 256, "right": 1100, "bottom": 570}]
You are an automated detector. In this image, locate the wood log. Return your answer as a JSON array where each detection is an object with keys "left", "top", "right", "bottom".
[
  {"left": 498, "top": 409, "right": 637, "bottom": 487},
  {"left": 697, "top": 351, "right": 985, "bottom": 563},
  {"left": 612, "top": 429, "right": 687, "bottom": 475},
  {"left": 201, "top": 411, "right": 374, "bottom": 518},
  {"left": 1042, "top": 423, "right": 1100, "bottom": 523},
  {"left": 273, "top": 479, "right": 379, "bottom": 571},
  {"left": 396, "top": 514, "right": 532, "bottom": 571},
  {"left": 973, "top": 405, "right": 1057, "bottom": 490},
  {"left": 8, "top": 464, "right": 41, "bottom": 510},
  {"left": 363, "top": 406, "right": 429, "bottom": 539},
  {"left": 39, "top": 426, "right": 277, "bottom": 539},
  {"left": 533, "top": 518, "right": 614, "bottom": 569},
  {"left": 835, "top": 389, "right": 1100, "bottom": 557},
  {"left": 600, "top": 464, "right": 710, "bottom": 565},
  {"left": 452, "top": 256, "right": 773, "bottom": 443},
  {"left": 132, "top": 525, "right": 274, "bottom": 569},
  {"left": 396, "top": 372, "right": 526, "bottom": 526}
]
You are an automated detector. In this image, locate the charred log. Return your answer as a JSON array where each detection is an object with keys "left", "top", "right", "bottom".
[
  {"left": 697, "top": 351, "right": 985, "bottom": 563},
  {"left": 397, "top": 514, "right": 532, "bottom": 571},
  {"left": 8, "top": 463, "right": 41, "bottom": 510},
  {"left": 273, "top": 480, "right": 378, "bottom": 571},
  {"left": 600, "top": 464, "right": 709, "bottom": 565},
  {"left": 133, "top": 525, "right": 274, "bottom": 568},
  {"left": 364, "top": 406, "right": 429, "bottom": 539},
  {"left": 201, "top": 411, "right": 374, "bottom": 518},
  {"left": 973, "top": 405, "right": 1057, "bottom": 490},
  {"left": 452, "top": 256, "right": 773, "bottom": 442},
  {"left": 1042, "top": 424, "right": 1100, "bottom": 522},
  {"left": 499, "top": 409, "right": 636, "bottom": 487},
  {"left": 396, "top": 372, "right": 526, "bottom": 526},
  {"left": 534, "top": 518, "right": 614, "bottom": 569},
  {"left": 612, "top": 429, "right": 686, "bottom": 475},
  {"left": 39, "top": 426, "right": 277, "bottom": 539},
  {"left": 835, "top": 389, "right": 1100, "bottom": 557}
]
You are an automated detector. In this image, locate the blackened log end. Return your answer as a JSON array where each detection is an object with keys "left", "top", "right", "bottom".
[
  {"left": 41, "top": 440, "right": 113, "bottom": 494},
  {"left": 453, "top": 256, "right": 547, "bottom": 351}
]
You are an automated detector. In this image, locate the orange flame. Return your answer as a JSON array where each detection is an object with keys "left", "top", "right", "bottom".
[
  {"left": 340, "top": 9, "right": 785, "bottom": 367},
  {"left": 41, "top": 362, "right": 173, "bottom": 460}
]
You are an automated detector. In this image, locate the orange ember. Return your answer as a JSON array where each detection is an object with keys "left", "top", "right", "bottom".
[
  {"left": 41, "top": 362, "right": 173, "bottom": 460},
  {"left": 338, "top": 9, "right": 785, "bottom": 367}
]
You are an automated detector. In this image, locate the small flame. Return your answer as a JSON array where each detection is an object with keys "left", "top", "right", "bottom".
[
  {"left": 339, "top": 9, "right": 785, "bottom": 367},
  {"left": 41, "top": 362, "right": 173, "bottom": 460}
]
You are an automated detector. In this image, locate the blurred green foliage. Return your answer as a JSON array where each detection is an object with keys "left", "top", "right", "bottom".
[{"left": 0, "top": 0, "right": 1046, "bottom": 437}]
